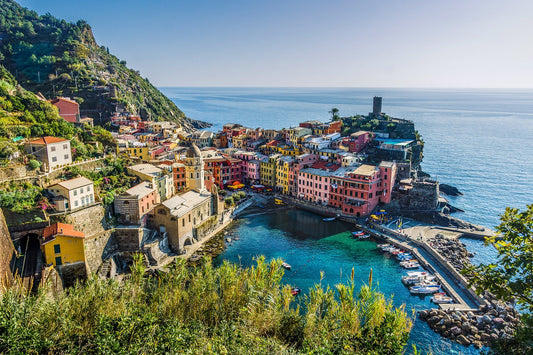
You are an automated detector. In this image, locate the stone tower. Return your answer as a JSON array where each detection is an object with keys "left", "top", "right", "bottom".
[
  {"left": 185, "top": 144, "right": 205, "bottom": 192},
  {"left": 372, "top": 96, "right": 382, "bottom": 116}
]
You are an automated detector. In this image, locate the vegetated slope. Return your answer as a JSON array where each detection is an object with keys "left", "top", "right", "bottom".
[
  {"left": 0, "top": 64, "right": 76, "bottom": 142},
  {"left": 0, "top": 0, "right": 209, "bottom": 130},
  {"left": 0, "top": 257, "right": 412, "bottom": 354}
]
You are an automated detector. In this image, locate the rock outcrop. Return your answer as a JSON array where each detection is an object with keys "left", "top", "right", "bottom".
[
  {"left": 440, "top": 184, "right": 463, "bottom": 196},
  {"left": 0, "top": 208, "right": 15, "bottom": 289}
]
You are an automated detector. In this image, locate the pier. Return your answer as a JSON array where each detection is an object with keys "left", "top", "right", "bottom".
[{"left": 360, "top": 222, "right": 485, "bottom": 311}]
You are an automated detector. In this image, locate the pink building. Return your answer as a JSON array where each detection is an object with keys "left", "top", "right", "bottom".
[
  {"left": 114, "top": 182, "right": 159, "bottom": 225},
  {"left": 348, "top": 131, "right": 374, "bottom": 153},
  {"left": 329, "top": 162, "right": 397, "bottom": 217},
  {"left": 243, "top": 160, "right": 261, "bottom": 184},
  {"left": 297, "top": 168, "right": 332, "bottom": 205}
]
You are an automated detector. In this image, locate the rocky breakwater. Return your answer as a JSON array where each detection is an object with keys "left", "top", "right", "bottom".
[
  {"left": 419, "top": 293, "right": 522, "bottom": 349},
  {"left": 428, "top": 234, "right": 473, "bottom": 271},
  {"left": 420, "top": 235, "right": 521, "bottom": 348}
]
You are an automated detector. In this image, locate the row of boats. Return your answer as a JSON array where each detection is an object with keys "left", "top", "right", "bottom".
[
  {"left": 377, "top": 244, "right": 421, "bottom": 269},
  {"left": 377, "top": 244, "right": 454, "bottom": 304}
]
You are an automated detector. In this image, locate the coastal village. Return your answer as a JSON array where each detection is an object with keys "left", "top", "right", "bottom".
[
  {"left": 0, "top": 1, "right": 530, "bottom": 353},
  {"left": 0, "top": 96, "right": 520, "bottom": 349}
]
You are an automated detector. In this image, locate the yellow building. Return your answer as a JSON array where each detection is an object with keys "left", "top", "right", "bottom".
[
  {"left": 276, "top": 144, "right": 300, "bottom": 156},
  {"left": 260, "top": 154, "right": 280, "bottom": 187},
  {"left": 126, "top": 143, "right": 150, "bottom": 161},
  {"left": 276, "top": 156, "right": 293, "bottom": 194},
  {"left": 42, "top": 223, "right": 85, "bottom": 266}
]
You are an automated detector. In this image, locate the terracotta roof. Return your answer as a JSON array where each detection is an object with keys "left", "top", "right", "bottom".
[
  {"left": 49, "top": 97, "right": 78, "bottom": 105},
  {"left": 42, "top": 222, "right": 85, "bottom": 244},
  {"left": 311, "top": 161, "right": 340, "bottom": 171},
  {"left": 28, "top": 136, "right": 68, "bottom": 145}
]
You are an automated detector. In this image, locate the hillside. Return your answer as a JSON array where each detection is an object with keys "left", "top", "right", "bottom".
[{"left": 0, "top": 0, "right": 208, "bottom": 130}]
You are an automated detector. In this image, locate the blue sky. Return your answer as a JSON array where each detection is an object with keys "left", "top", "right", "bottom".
[{"left": 18, "top": 0, "right": 533, "bottom": 88}]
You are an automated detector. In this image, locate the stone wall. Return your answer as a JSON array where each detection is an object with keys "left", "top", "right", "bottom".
[
  {"left": 84, "top": 229, "right": 116, "bottom": 275},
  {"left": 62, "top": 204, "right": 108, "bottom": 236},
  {"left": 115, "top": 227, "right": 143, "bottom": 252},
  {"left": 0, "top": 165, "right": 38, "bottom": 184},
  {"left": 389, "top": 180, "right": 439, "bottom": 215},
  {"left": 57, "top": 261, "right": 87, "bottom": 288},
  {"left": 0, "top": 209, "right": 15, "bottom": 289},
  {"left": 59, "top": 204, "right": 116, "bottom": 275}
]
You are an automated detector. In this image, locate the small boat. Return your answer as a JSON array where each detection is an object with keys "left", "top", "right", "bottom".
[
  {"left": 407, "top": 271, "right": 430, "bottom": 277},
  {"left": 410, "top": 284, "right": 441, "bottom": 294},
  {"left": 226, "top": 238, "right": 232, "bottom": 243},
  {"left": 377, "top": 243, "right": 390, "bottom": 249},
  {"left": 431, "top": 293, "right": 454, "bottom": 304},
  {"left": 396, "top": 253, "right": 413, "bottom": 260},
  {"left": 402, "top": 261, "right": 420, "bottom": 269},
  {"left": 323, "top": 217, "right": 336, "bottom": 222},
  {"left": 282, "top": 262, "right": 291, "bottom": 270},
  {"left": 352, "top": 231, "right": 365, "bottom": 236},
  {"left": 358, "top": 234, "right": 370, "bottom": 240},
  {"left": 291, "top": 287, "right": 301, "bottom": 296},
  {"left": 401, "top": 275, "right": 436, "bottom": 286}
]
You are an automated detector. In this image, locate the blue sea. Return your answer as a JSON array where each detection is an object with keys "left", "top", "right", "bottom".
[{"left": 161, "top": 87, "right": 533, "bottom": 353}]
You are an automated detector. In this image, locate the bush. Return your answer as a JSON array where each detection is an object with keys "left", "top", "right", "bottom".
[
  {"left": 28, "top": 159, "right": 41, "bottom": 170},
  {"left": 224, "top": 196, "right": 234, "bottom": 206},
  {"left": 0, "top": 257, "right": 412, "bottom": 353}
]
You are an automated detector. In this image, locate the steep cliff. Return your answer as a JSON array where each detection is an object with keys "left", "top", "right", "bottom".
[
  {"left": 0, "top": 0, "right": 209, "bottom": 130},
  {"left": 0, "top": 208, "right": 15, "bottom": 289}
]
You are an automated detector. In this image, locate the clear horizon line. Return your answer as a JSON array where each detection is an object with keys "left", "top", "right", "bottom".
[{"left": 157, "top": 85, "right": 533, "bottom": 90}]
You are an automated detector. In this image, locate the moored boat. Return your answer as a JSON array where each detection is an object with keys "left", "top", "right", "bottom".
[
  {"left": 323, "top": 217, "right": 336, "bottom": 222},
  {"left": 401, "top": 274, "right": 436, "bottom": 286},
  {"left": 407, "top": 271, "right": 430, "bottom": 277},
  {"left": 282, "top": 262, "right": 291, "bottom": 270},
  {"left": 402, "top": 261, "right": 420, "bottom": 269},
  {"left": 431, "top": 293, "right": 453, "bottom": 304},
  {"left": 409, "top": 284, "right": 441, "bottom": 294},
  {"left": 291, "top": 287, "right": 301, "bottom": 296}
]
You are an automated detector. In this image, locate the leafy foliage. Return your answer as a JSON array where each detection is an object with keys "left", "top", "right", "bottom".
[
  {"left": 0, "top": 181, "right": 43, "bottom": 213},
  {"left": 65, "top": 156, "right": 135, "bottom": 205},
  {"left": 462, "top": 204, "right": 533, "bottom": 354},
  {"left": 463, "top": 204, "right": 533, "bottom": 311},
  {"left": 0, "top": 257, "right": 412, "bottom": 354}
]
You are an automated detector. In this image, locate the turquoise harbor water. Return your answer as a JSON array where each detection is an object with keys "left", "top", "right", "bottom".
[
  {"left": 213, "top": 209, "right": 478, "bottom": 354},
  {"left": 161, "top": 87, "right": 533, "bottom": 353}
]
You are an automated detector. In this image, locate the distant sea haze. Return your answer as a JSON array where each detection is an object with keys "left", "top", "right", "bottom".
[{"left": 162, "top": 87, "right": 533, "bottom": 258}]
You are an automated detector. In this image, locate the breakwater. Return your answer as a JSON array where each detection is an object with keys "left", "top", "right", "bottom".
[{"left": 363, "top": 222, "right": 520, "bottom": 348}]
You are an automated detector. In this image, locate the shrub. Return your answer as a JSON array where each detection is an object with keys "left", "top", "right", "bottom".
[
  {"left": 224, "top": 196, "right": 234, "bottom": 206},
  {"left": 28, "top": 159, "right": 41, "bottom": 170},
  {"left": 0, "top": 257, "right": 412, "bottom": 353}
]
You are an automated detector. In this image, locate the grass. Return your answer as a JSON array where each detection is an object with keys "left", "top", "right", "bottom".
[{"left": 0, "top": 256, "right": 412, "bottom": 354}]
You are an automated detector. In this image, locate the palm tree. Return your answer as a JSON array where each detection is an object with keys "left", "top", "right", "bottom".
[{"left": 329, "top": 107, "right": 339, "bottom": 121}]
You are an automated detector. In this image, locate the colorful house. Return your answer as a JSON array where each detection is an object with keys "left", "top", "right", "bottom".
[
  {"left": 49, "top": 97, "right": 79, "bottom": 123},
  {"left": 126, "top": 142, "right": 150, "bottom": 161},
  {"left": 42, "top": 223, "right": 85, "bottom": 267},
  {"left": 25, "top": 136, "right": 72, "bottom": 172},
  {"left": 328, "top": 162, "right": 397, "bottom": 217},
  {"left": 114, "top": 182, "right": 159, "bottom": 225},
  {"left": 48, "top": 176, "right": 95, "bottom": 212},
  {"left": 348, "top": 131, "right": 374, "bottom": 153},
  {"left": 297, "top": 168, "right": 333, "bottom": 205}
]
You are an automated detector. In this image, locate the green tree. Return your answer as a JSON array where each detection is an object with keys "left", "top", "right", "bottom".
[
  {"left": 329, "top": 107, "right": 339, "bottom": 121},
  {"left": 463, "top": 204, "right": 533, "bottom": 353}
]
